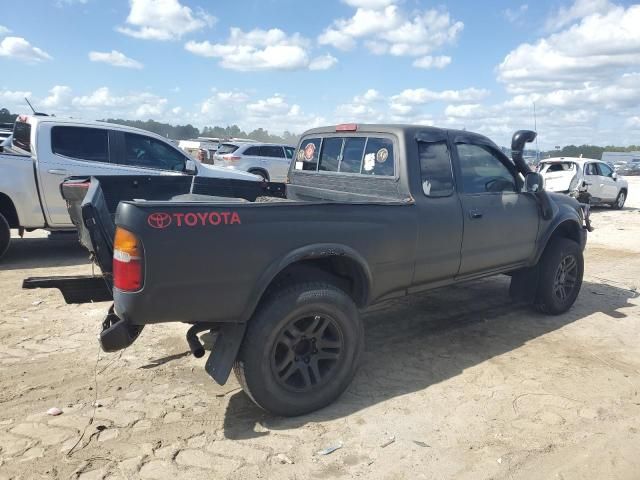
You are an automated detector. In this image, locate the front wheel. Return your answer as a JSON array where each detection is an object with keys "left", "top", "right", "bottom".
[
  {"left": 0, "top": 213, "right": 10, "bottom": 260},
  {"left": 535, "top": 238, "right": 584, "bottom": 315},
  {"left": 234, "top": 282, "right": 363, "bottom": 416},
  {"left": 613, "top": 190, "right": 626, "bottom": 210}
]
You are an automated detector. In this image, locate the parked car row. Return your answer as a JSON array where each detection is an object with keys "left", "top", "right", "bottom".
[{"left": 0, "top": 115, "right": 259, "bottom": 259}]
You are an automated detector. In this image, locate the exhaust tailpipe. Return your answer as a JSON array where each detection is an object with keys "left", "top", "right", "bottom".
[{"left": 186, "top": 324, "right": 213, "bottom": 358}]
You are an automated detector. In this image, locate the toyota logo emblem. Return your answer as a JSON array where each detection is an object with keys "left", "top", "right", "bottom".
[{"left": 147, "top": 212, "right": 172, "bottom": 229}]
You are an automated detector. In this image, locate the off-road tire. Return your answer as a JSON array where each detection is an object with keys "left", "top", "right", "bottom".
[
  {"left": 0, "top": 213, "right": 10, "bottom": 260},
  {"left": 613, "top": 190, "right": 626, "bottom": 210},
  {"left": 535, "top": 238, "right": 583, "bottom": 315},
  {"left": 233, "top": 282, "right": 363, "bottom": 416}
]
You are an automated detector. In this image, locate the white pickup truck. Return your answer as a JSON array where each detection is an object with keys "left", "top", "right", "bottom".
[{"left": 0, "top": 114, "right": 259, "bottom": 259}]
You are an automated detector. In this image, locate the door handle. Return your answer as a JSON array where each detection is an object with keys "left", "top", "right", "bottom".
[
  {"left": 48, "top": 169, "right": 68, "bottom": 175},
  {"left": 468, "top": 210, "right": 483, "bottom": 219}
]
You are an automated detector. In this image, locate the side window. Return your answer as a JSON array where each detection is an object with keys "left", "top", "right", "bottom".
[
  {"left": 362, "top": 137, "right": 394, "bottom": 176},
  {"left": 340, "top": 137, "right": 366, "bottom": 173},
  {"left": 318, "top": 137, "right": 343, "bottom": 172},
  {"left": 457, "top": 143, "right": 516, "bottom": 194},
  {"left": 122, "top": 133, "right": 186, "bottom": 171},
  {"left": 295, "top": 138, "right": 321, "bottom": 171},
  {"left": 51, "top": 126, "right": 108, "bottom": 163},
  {"left": 585, "top": 163, "right": 597, "bottom": 176},
  {"left": 260, "top": 146, "right": 285, "bottom": 158},
  {"left": 284, "top": 147, "right": 295, "bottom": 159},
  {"left": 598, "top": 163, "right": 613, "bottom": 177},
  {"left": 419, "top": 141, "right": 454, "bottom": 197},
  {"left": 243, "top": 146, "right": 260, "bottom": 156}
]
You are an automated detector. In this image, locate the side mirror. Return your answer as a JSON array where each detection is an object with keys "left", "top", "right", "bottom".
[
  {"left": 524, "top": 172, "right": 545, "bottom": 193},
  {"left": 612, "top": 172, "right": 618, "bottom": 181},
  {"left": 185, "top": 159, "right": 197, "bottom": 175}
]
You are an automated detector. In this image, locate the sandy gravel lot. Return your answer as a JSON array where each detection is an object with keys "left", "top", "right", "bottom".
[{"left": 1, "top": 179, "right": 639, "bottom": 479}]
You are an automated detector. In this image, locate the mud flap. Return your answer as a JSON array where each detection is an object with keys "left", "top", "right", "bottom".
[
  {"left": 509, "top": 265, "right": 540, "bottom": 304},
  {"left": 205, "top": 322, "right": 247, "bottom": 385}
]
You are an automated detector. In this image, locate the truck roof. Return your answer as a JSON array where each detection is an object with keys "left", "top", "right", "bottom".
[
  {"left": 17, "top": 114, "right": 172, "bottom": 143},
  {"left": 303, "top": 123, "right": 497, "bottom": 146}
]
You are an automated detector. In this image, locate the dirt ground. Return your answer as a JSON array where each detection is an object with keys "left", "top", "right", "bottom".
[{"left": 1, "top": 179, "right": 639, "bottom": 480}]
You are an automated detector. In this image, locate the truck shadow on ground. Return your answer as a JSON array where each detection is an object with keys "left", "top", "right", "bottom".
[
  {"left": 221, "top": 276, "right": 638, "bottom": 439},
  {"left": 1, "top": 233, "right": 89, "bottom": 271}
]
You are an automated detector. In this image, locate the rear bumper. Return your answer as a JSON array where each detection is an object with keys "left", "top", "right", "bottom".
[
  {"left": 100, "top": 306, "right": 143, "bottom": 352},
  {"left": 22, "top": 275, "right": 112, "bottom": 304}
]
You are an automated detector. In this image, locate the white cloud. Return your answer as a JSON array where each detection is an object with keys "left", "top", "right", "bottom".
[
  {"left": 0, "top": 36, "right": 52, "bottom": 63},
  {"left": 318, "top": 3, "right": 462, "bottom": 62},
  {"left": 56, "top": 0, "right": 88, "bottom": 6},
  {"left": 309, "top": 54, "right": 338, "bottom": 71},
  {"left": 117, "top": 0, "right": 214, "bottom": 41},
  {"left": 68, "top": 87, "right": 168, "bottom": 119},
  {"left": 89, "top": 50, "right": 143, "bottom": 69},
  {"left": 342, "top": 0, "right": 395, "bottom": 8},
  {"left": 185, "top": 28, "right": 311, "bottom": 71},
  {"left": 41, "top": 85, "right": 73, "bottom": 108},
  {"left": 504, "top": 4, "right": 529, "bottom": 24},
  {"left": 626, "top": 116, "right": 640, "bottom": 129},
  {"left": 391, "top": 87, "right": 490, "bottom": 105},
  {"left": 0, "top": 88, "right": 32, "bottom": 104},
  {"left": 545, "top": 0, "right": 613, "bottom": 31},
  {"left": 498, "top": 4, "right": 640, "bottom": 93},
  {"left": 444, "top": 104, "right": 483, "bottom": 118},
  {"left": 412, "top": 55, "right": 451, "bottom": 69},
  {"left": 0, "top": 25, "right": 10, "bottom": 35}
]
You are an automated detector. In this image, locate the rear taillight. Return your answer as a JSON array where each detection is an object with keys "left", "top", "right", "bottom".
[
  {"left": 113, "top": 227, "right": 143, "bottom": 292},
  {"left": 224, "top": 155, "right": 241, "bottom": 162}
]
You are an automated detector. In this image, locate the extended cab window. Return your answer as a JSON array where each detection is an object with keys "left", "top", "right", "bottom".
[
  {"left": 123, "top": 133, "right": 186, "bottom": 171},
  {"left": 419, "top": 141, "right": 454, "bottom": 197},
  {"left": 457, "top": 143, "right": 516, "bottom": 194},
  {"left": 51, "top": 126, "right": 109, "bottom": 163}
]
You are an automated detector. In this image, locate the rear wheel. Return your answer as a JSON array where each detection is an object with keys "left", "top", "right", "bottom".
[
  {"left": 234, "top": 282, "right": 363, "bottom": 416},
  {"left": 0, "top": 213, "right": 10, "bottom": 260},
  {"left": 535, "top": 238, "right": 583, "bottom": 315},
  {"left": 613, "top": 190, "right": 626, "bottom": 210}
]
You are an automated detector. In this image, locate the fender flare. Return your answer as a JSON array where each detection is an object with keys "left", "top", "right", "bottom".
[
  {"left": 533, "top": 213, "right": 584, "bottom": 265},
  {"left": 240, "top": 243, "right": 374, "bottom": 323}
]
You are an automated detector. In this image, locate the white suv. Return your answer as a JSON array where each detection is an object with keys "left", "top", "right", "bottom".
[{"left": 215, "top": 142, "right": 296, "bottom": 182}]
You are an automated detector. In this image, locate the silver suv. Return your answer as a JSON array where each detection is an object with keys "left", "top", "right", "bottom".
[{"left": 214, "top": 142, "right": 295, "bottom": 182}]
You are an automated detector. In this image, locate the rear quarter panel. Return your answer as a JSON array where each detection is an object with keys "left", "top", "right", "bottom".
[
  {"left": 114, "top": 201, "right": 417, "bottom": 325},
  {"left": 0, "top": 153, "right": 45, "bottom": 227}
]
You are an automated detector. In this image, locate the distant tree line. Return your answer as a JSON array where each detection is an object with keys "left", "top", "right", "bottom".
[
  {"left": 542, "top": 145, "right": 640, "bottom": 159},
  {"left": 0, "top": 108, "right": 18, "bottom": 123}
]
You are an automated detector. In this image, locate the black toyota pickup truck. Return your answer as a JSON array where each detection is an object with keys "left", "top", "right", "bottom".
[{"left": 27, "top": 124, "right": 591, "bottom": 416}]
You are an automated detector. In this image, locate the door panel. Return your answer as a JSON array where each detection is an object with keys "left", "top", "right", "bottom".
[
  {"left": 412, "top": 140, "right": 464, "bottom": 286},
  {"left": 583, "top": 163, "right": 603, "bottom": 199},
  {"left": 459, "top": 193, "right": 539, "bottom": 274},
  {"left": 596, "top": 163, "right": 618, "bottom": 199},
  {"left": 454, "top": 141, "right": 539, "bottom": 275}
]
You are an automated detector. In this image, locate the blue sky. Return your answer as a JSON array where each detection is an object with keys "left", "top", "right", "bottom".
[{"left": 1, "top": 0, "right": 639, "bottom": 148}]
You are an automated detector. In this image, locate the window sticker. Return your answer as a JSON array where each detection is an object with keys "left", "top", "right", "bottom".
[
  {"left": 304, "top": 142, "right": 316, "bottom": 161},
  {"left": 295, "top": 161, "right": 303, "bottom": 170},
  {"left": 296, "top": 149, "right": 305, "bottom": 161},
  {"left": 376, "top": 147, "right": 389, "bottom": 163},
  {"left": 363, "top": 153, "right": 376, "bottom": 172}
]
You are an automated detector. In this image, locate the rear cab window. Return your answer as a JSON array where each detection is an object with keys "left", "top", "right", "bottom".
[
  {"left": 12, "top": 119, "right": 32, "bottom": 152},
  {"left": 294, "top": 135, "right": 395, "bottom": 176}
]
